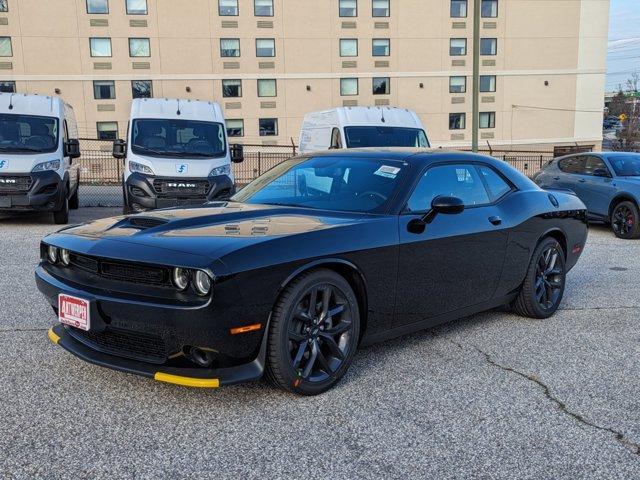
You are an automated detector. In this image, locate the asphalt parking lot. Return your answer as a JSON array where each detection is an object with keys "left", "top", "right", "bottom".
[{"left": 1, "top": 209, "right": 639, "bottom": 479}]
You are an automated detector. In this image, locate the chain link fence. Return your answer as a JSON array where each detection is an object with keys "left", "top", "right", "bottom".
[{"left": 76, "top": 139, "right": 592, "bottom": 207}]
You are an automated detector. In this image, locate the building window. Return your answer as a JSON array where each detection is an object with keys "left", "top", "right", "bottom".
[
  {"left": 254, "top": 0, "right": 273, "bottom": 16},
  {"left": 219, "top": 0, "right": 238, "bottom": 16},
  {"left": 481, "top": 0, "right": 498, "bottom": 18},
  {"left": 226, "top": 119, "right": 244, "bottom": 137},
  {"left": 259, "top": 118, "right": 278, "bottom": 136},
  {"left": 93, "top": 80, "right": 115, "bottom": 99},
  {"left": 0, "top": 81, "right": 15, "bottom": 93},
  {"left": 372, "top": 77, "right": 390, "bottom": 95},
  {"left": 126, "top": 0, "right": 147, "bottom": 14},
  {"left": 372, "top": 38, "right": 390, "bottom": 56},
  {"left": 0, "top": 1, "right": 7, "bottom": 12},
  {"left": 0, "top": 37, "right": 11, "bottom": 57},
  {"left": 450, "top": 0, "right": 467, "bottom": 17},
  {"left": 480, "top": 75, "right": 496, "bottom": 92},
  {"left": 480, "top": 112, "right": 495, "bottom": 129},
  {"left": 90, "top": 38, "right": 111, "bottom": 57},
  {"left": 256, "top": 38, "right": 275, "bottom": 57},
  {"left": 480, "top": 38, "right": 497, "bottom": 55},
  {"left": 86, "top": 0, "right": 108, "bottom": 14},
  {"left": 449, "top": 76, "right": 466, "bottom": 93},
  {"left": 372, "top": 0, "right": 389, "bottom": 17},
  {"left": 220, "top": 38, "right": 240, "bottom": 57},
  {"left": 132, "top": 80, "right": 153, "bottom": 98},
  {"left": 449, "top": 113, "right": 466, "bottom": 130},
  {"left": 129, "top": 38, "right": 150, "bottom": 57},
  {"left": 340, "top": 39, "right": 358, "bottom": 57},
  {"left": 340, "top": 78, "right": 358, "bottom": 96},
  {"left": 97, "top": 122, "right": 118, "bottom": 140},
  {"left": 450, "top": 38, "right": 466, "bottom": 56},
  {"left": 257, "top": 79, "right": 277, "bottom": 97},
  {"left": 339, "top": 0, "right": 357, "bottom": 17},
  {"left": 222, "top": 79, "right": 242, "bottom": 97}
]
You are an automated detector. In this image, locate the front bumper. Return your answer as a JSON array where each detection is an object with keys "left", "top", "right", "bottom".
[
  {"left": 125, "top": 172, "right": 234, "bottom": 211},
  {"left": 0, "top": 171, "right": 64, "bottom": 211}
]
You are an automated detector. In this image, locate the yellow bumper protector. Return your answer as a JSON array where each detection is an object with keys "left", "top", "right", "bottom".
[
  {"left": 154, "top": 372, "right": 220, "bottom": 388},
  {"left": 47, "top": 328, "right": 60, "bottom": 345}
]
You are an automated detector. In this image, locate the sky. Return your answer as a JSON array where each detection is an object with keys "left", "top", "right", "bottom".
[{"left": 606, "top": 0, "right": 640, "bottom": 91}]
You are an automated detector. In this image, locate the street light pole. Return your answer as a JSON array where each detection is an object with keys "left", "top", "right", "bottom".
[{"left": 471, "top": 0, "right": 481, "bottom": 152}]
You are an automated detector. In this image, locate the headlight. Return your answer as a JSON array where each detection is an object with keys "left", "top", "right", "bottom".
[
  {"left": 193, "top": 270, "right": 212, "bottom": 296},
  {"left": 32, "top": 160, "right": 61, "bottom": 173},
  {"left": 172, "top": 268, "right": 190, "bottom": 291},
  {"left": 47, "top": 245, "right": 58, "bottom": 264},
  {"left": 60, "top": 249, "right": 71, "bottom": 266},
  {"left": 208, "top": 164, "right": 231, "bottom": 177},
  {"left": 129, "top": 161, "right": 155, "bottom": 175}
]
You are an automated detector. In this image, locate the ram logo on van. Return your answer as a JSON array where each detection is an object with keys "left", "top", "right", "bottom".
[{"left": 176, "top": 164, "right": 189, "bottom": 174}]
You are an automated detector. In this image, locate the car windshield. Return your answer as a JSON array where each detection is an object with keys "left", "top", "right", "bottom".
[
  {"left": 131, "top": 119, "right": 226, "bottom": 158},
  {"left": 608, "top": 155, "right": 640, "bottom": 177},
  {"left": 344, "top": 126, "right": 430, "bottom": 148},
  {"left": 0, "top": 114, "right": 59, "bottom": 154},
  {"left": 232, "top": 156, "right": 406, "bottom": 213}
]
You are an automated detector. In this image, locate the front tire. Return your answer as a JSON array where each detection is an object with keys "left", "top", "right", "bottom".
[
  {"left": 265, "top": 269, "right": 360, "bottom": 395},
  {"left": 69, "top": 185, "right": 79, "bottom": 210},
  {"left": 512, "top": 237, "right": 566, "bottom": 319},
  {"left": 611, "top": 201, "right": 640, "bottom": 239},
  {"left": 53, "top": 192, "right": 69, "bottom": 225}
]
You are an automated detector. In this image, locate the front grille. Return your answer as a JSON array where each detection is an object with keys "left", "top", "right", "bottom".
[
  {"left": 0, "top": 175, "right": 32, "bottom": 194},
  {"left": 153, "top": 178, "right": 211, "bottom": 198},
  {"left": 68, "top": 326, "right": 168, "bottom": 364},
  {"left": 69, "top": 252, "right": 170, "bottom": 286}
]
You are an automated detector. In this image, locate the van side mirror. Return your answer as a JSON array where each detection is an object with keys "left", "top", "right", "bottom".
[
  {"left": 64, "top": 139, "right": 81, "bottom": 159},
  {"left": 230, "top": 144, "right": 244, "bottom": 163},
  {"left": 113, "top": 139, "right": 127, "bottom": 159}
]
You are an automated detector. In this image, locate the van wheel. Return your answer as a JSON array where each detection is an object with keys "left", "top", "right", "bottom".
[
  {"left": 53, "top": 194, "right": 69, "bottom": 225},
  {"left": 69, "top": 186, "right": 79, "bottom": 210}
]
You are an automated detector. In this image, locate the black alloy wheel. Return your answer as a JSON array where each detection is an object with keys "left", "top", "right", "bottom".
[
  {"left": 611, "top": 201, "right": 640, "bottom": 239},
  {"left": 266, "top": 269, "right": 360, "bottom": 395},
  {"left": 512, "top": 237, "right": 566, "bottom": 319}
]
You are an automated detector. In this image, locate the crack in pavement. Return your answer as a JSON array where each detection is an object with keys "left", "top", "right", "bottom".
[{"left": 450, "top": 340, "right": 640, "bottom": 456}]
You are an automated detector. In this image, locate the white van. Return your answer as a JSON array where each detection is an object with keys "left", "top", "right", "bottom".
[
  {"left": 113, "top": 98, "right": 244, "bottom": 214},
  {"left": 0, "top": 93, "right": 81, "bottom": 224},
  {"left": 298, "top": 106, "right": 430, "bottom": 154}
]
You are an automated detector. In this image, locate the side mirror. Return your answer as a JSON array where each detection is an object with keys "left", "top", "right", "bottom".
[
  {"left": 64, "top": 139, "right": 81, "bottom": 159},
  {"left": 230, "top": 144, "right": 244, "bottom": 163},
  {"left": 113, "top": 139, "right": 127, "bottom": 159},
  {"left": 592, "top": 168, "right": 611, "bottom": 178},
  {"left": 421, "top": 196, "right": 465, "bottom": 224}
]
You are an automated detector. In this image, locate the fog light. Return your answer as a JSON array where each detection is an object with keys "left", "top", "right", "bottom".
[
  {"left": 47, "top": 246, "right": 58, "bottom": 264},
  {"left": 193, "top": 270, "right": 212, "bottom": 296},
  {"left": 60, "top": 249, "right": 71, "bottom": 266},
  {"left": 172, "top": 268, "right": 190, "bottom": 291}
]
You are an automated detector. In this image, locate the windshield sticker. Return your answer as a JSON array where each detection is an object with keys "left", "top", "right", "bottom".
[{"left": 374, "top": 165, "right": 401, "bottom": 179}]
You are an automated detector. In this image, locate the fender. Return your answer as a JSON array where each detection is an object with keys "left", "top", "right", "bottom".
[{"left": 278, "top": 257, "right": 367, "bottom": 294}]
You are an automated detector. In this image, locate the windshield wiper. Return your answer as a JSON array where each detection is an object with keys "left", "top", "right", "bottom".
[{"left": 132, "top": 145, "right": 167, "bottom": 156}]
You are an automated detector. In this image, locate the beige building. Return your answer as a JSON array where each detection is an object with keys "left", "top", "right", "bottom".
[{"left": 0, "top": 0, "right": 609, "bottom": 149}]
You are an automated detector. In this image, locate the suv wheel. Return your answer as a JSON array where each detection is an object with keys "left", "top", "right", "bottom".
[{"left": 611, "top": 201, "right": 640, "bottom": 239}]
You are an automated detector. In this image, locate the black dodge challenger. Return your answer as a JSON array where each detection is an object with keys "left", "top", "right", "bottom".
[{"left": 37, "top": 149, "right": 588, "bottom": 395}]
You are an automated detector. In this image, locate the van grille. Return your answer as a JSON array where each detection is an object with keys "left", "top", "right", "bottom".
[
  {"left": 0, "top": 175, "right": 32, "bottom": 194},
  {"left": 153, "top": 178, "right": 211, "bottom": 198}
]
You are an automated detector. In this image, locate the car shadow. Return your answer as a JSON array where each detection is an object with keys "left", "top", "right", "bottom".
[{"left": 0, "top": 208, "right": 121, "bottom": 226}]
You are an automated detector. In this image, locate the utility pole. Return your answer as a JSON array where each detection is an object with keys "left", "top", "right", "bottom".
[{"left": 471, "top": 0, "right": 481, "bottom": 152}]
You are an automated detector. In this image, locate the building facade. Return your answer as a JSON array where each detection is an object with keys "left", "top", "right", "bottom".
[{"left": 0, "top": 0, "right": 609, "bottom": 148}]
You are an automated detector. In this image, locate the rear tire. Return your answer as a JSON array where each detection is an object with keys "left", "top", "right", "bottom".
[
  {"left": 265, "top": 269, "right": 360, "bottom": 395},
  {"left": 512, "top": 237, "right": 566, "bottom": 319},
  {"left": 69, "top": 186, "right": 79, "bottom": 210},
  {"left": 53, "top": 193, "right": 69, "bottom": 225},
  {"left": 611, "top": 201, "right": 640, "bottom": 239}
]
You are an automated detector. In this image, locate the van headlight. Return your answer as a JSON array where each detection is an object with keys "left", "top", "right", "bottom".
[
  {"left": 129, "top": 161, "right": 155, "bottom": 175},
  {"left": 208, "top": 164, "right": 231, "bottom": 177},
  {"left": 32, "top": 160, "right": 61, "bottom": 172},
  {"left": 193, "top": 270, "right": 212, "bottom": 296}
]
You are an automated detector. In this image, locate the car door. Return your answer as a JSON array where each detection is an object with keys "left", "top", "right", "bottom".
[
  {"left": 576, "top": 155, "right": 617, "bottom": 217},
  {"left": 554, "top": 155, "right": 586, "bottom": 192},
  {"left": 395, "top": 162, "right": 510, "bottom": 328}
]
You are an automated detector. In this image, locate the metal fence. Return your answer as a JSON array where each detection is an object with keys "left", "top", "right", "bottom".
[{"left": 75, "top": 139, "right": 590, "bottom": 207}]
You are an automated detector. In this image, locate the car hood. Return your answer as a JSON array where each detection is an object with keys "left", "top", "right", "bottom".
[{"left": 54, "top": 201, "right": 370, "bottom": 258}]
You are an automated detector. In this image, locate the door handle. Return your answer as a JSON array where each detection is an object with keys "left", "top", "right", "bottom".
[
  {"left": 489, "top": 216, "right": 502, "bottom": 226},
  {"left": 552, "top": 176, "right": 560, "bottom": 180},
  {"left": 578, "top": 179, "right": 586, "bottom": 183}
]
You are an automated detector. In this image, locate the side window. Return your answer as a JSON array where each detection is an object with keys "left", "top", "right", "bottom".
[
  {"left": 330, "top": 128, "right": 342, "bottom": 149},
  {"left": 583, "top": 156, "right": 608, "bottom": 176},
  {"left": 477, "top": 165, "right": 511, "bottom": 202},
  {"left": 558, "top": 156, "right": 585, "bottom": 174},
  {"left": 406, "top": 164, "right": 490, "bottom": 212}
]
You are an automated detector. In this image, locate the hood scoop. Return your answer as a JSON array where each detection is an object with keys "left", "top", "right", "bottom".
[{"left": 126, "top": 216, "right": 169, "bottom": 230}]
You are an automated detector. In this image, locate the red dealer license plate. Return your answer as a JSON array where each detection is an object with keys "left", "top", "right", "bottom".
[{"left": 58, "top": 294, "right": 91, "bottom": 331}]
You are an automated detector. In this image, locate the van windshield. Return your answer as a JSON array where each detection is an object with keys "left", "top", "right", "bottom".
[
  {"left": 344, "top": 126, "right": 430, "bottom": 148},
  {"left": 0, "top": 114, "right": 59, "bottom": 154},
  {"left": 131, "top": 119, "right": 226, "bottom": 158}
]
